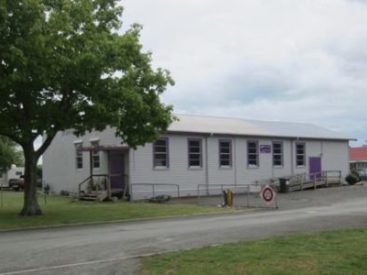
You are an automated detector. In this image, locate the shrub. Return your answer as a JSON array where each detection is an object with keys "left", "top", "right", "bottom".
[{"left": 345, "top": 171, "right": 360, "bottom": 185}]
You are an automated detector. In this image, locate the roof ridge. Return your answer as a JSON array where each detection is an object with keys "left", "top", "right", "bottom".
[{"left": 175, "top": 113, "right": 321, "bottom": 127}]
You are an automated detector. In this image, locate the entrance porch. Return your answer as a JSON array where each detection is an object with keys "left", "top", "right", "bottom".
[{"left": 78, "top": 145, "right": 129, "bottom": 201}]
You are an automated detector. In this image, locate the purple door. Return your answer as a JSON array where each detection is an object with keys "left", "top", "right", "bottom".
[
  {"left": 309, "top": 157, "right": 322, "bottom": 180},
  {"left": 109, "top": 153, "right": 124, "bottom": 190}
]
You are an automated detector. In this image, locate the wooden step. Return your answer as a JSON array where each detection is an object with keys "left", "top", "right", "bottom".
[{"left": 79, "top": 190, "right": 108, "bottom": 201}]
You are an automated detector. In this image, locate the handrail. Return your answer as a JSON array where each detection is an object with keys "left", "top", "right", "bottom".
[{"left": 78, "top": 174, "right": 111, "bottom": 198}]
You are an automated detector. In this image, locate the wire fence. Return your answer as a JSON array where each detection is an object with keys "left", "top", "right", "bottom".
[
  {"left": 130, "top": 183, "right": 180, "bottom": 201},
  {"left": 128, "top": 182, "right": 278, "bottom": 209},
  {"left": 196, "top": 184, "right": 278, "bottom": 209}
]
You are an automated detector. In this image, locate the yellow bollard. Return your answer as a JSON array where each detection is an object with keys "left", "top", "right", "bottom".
[{"left": 226, "top": 189, "right": 234, "bottom": 207}]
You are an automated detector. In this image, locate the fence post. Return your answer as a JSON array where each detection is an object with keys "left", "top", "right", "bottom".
[
  {"left": 314, "top": 175, "right": 317, "bottom": 190},
  {"left": 177, "top": 185, "right": 180, "bottom": 198},
  {"left": 325, "top": 171, "right": 328, "bottom": 187},
  {"left": 246, "top": 185, "right": 250, "bottom": 207},
  {"left": 152, "top": 184, "right": 155, "bottom": 198},
  {"left": 0, "top": 186, "right": 3, "bottom": 208},
  {"left": 130, "top": 184, "right": 133, "bottom": 201},
  {"left": 339, "top": 170, "right": 342, "bottom": 184}
]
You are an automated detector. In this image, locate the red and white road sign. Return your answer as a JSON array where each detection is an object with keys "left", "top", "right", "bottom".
[{"left": 260, "top": 185, "right": 276, "bottom": 204}]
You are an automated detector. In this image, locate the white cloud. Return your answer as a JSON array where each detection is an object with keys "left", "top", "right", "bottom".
[{"left": 121, "top": 0, "right": 367, "bottom": 144}]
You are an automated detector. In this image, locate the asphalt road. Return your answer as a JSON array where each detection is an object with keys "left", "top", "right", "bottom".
[{"left": 0, "top": 185, "right": 367, "bottom": 275}]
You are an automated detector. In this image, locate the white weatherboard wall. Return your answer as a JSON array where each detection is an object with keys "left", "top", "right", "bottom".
[
  {"left": 130, "top": 135, "right": 206, "bottom": 198},
  {"left": 44, "top": 129, "right": 349, "bottom": 197},
  {"left": 43, "top": 129, "right": 121, "bottom": 194},
  {"left": 129, "top": 134, "right": 349, "bottom": 199}
]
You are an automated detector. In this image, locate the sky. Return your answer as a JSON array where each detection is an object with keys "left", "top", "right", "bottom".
[{"left": 121, "top": 0, "right": 367, "bottom": 145}]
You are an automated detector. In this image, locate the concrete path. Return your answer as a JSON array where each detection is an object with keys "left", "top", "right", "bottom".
[{"left": 0, "top": 186, "right": 367, "bottom": 275}]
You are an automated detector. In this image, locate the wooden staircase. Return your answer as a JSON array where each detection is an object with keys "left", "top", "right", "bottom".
[
  {"left": 78, "top": 174, "right": 111, "bottom": 202},
  {"left": 79, "top": 190, "right": 108, "bottom": 201}
]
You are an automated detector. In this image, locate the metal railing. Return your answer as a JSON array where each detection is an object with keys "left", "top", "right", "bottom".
[
  {"left": 285, "top": 170, "right": 342, "bottom": 191},
  {"left": 197, "top": 184, "right": 252, "bottom": 207},
  {"left": 130, "top": 183, "right": 180, "bottom": 201},
  {"left": 196, "top": 183, "right": 278, "bottom": 209},
  {"left": 197, "top": 184, "right": 251, "bottom": 197}
]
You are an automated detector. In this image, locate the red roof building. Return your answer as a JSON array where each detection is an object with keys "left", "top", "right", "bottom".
[{"left": 350, "top": 146, "right": 367, "bottom": 171}]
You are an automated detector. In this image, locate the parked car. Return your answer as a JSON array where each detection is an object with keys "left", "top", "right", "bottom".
[{"left": 8, "top": 178, "right": 25, "bottom": 191}]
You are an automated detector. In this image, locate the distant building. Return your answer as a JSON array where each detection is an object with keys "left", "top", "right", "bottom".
[
  {"left": 0, "top": 165, "right": 24, "bottom": 188},
  {"left": 43, "top": 114, "right": 351, "bottom": 199},
  {"left": 349, "top": 146, "right": 367, "bottom": 172}
]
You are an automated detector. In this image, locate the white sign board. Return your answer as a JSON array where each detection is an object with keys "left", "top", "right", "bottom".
[{"left": 260, "top": 185, "right": 276, "bottom": 204}]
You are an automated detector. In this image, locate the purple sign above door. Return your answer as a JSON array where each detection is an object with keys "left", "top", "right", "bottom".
[{"left": 260, "top": 145, "right": 271, "bottom": 153}]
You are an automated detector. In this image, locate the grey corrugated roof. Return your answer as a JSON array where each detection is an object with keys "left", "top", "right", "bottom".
[{"left": 168, "top": 114, "right": 351, "bottom": 141}]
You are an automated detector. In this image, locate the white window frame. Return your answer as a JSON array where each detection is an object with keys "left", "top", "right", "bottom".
[
  {"left": 296, "top": 142, "right": 306, "bottom": 167},
  {"left": 247, "top": 140, "right": 259, "bottom": 168},
  {"left": 91, "top": 141, "right": 100, "bottom": 169},
  {"left": 188, "top": 138, "right": 202, "bottom": 168},
  {"left": 74, "top": 142, "right": 83, "bottom": 169},
  {"left": 153, "top": 137, "right": 169, "bottom": 168},
  {"left": 272, "top": 141, "right": 283, "bottom": 167},
  {"left": 219, "top": 139, "right": 232, "bottom": 168}
]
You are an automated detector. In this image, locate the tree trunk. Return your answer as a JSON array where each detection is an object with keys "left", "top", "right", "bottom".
[{"left": 20, "top": 144, "right": 42, "bottom": 216}]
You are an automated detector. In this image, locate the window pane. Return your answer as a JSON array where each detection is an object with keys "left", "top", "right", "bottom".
[
  {"left": 248, "top": 158, "right": 257, "bottom": 165},
  {"left": 273, "top": 155, "right": 282, "bottom": 161},
  {"left": 248, "top": 148, "right": 257, "bottom": 154},
  {"left": 190, "top": 154, "right": 201, "bottom": 160},
  {"left": 154, "top": 154, "right": 167, "bottom": 167},
  {"left": 155, "top": 139, "right": 166, "bottom": 147},
  {"left": 248, "top": 142, "right": 256, "bottom": 149},
  {"left": 220, "top": 159, "right": 230, "bottom": 166},
  {"left": 189, "top": 159, "right": 201, "bottom": 166},
  {"left": 274, "top": 160, "right": 282, "bottom": 166},
  {"left": 189, "top": 140, "right": 201, "bottom": 153}
]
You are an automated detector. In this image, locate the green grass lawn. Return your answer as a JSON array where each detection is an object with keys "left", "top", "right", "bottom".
[
  {"left": 141, "top": 228, "right": 367, "bottom": 275},
  {"left": 0, "top": 191, "right": 228, "bottom": 230}
]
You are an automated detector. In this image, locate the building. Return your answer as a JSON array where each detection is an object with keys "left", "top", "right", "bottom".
[
  {"left": 0, "top": 165, "right": 24, "bottom": 188},
  {"left": 349, "top": 146, "right": 367, "bottom": 172},
  {"left": 43, "top": 114, "right": 351, "bottom": 199}
]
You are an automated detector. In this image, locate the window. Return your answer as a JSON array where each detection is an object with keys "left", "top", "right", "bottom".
[
  {"left": 247, "top": 141, "right": 259, "bottom": 167},
  {"left": 296, "top": 143, "right": 305, "bottom": 166},
  {"left": 188, "top": 139, "right": 202, "bottom": 168},
  {"left": 272, "top": 142, "right": 283, "bottom": 167},
  {"left": 219, "top": 140, "right": 232, "bottom": 167},
  {"left": 153, "top": 138, "right": 169, "bottom": 168},
  {"left": 75, "top": 142, "right": 83, "bottom": 169},
  {"left": 91, "top": 141, "right": 100, "bottom": 169}
]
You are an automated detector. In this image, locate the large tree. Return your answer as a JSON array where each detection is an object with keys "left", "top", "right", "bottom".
[
  {"left": 0, "top": 0, "right": 174, "bottom": 215},
  {"left": 0, "top": 136, "right": 23, "bottom": 174}
]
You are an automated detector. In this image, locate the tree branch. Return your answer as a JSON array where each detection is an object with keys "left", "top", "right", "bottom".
[
  {"left": 0, "top": 131, "right": 23, "bottom": 145},
  {"left": 35, "top": 132, "right": 57, "bottom": 158}
]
